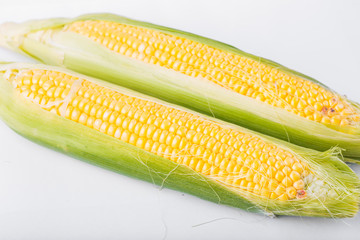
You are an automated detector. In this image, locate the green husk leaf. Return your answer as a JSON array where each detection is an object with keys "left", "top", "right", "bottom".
[
  {"left": 1, "top": 14, "right": 360, "bottom": 159},
  {"left": 0, "top": 62, "right": 359, "bottom": 218}
]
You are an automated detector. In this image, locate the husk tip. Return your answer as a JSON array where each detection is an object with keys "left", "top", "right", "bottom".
[{"left": 0, "top": 22, "right": 22, "bottom": 49}]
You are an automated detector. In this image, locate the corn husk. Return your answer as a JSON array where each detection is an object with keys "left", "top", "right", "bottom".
[{"left": 0, "top": 62, "right": 359, "bottom": 217}]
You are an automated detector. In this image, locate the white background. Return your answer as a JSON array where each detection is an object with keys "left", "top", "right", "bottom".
[{"left": 0, "top": 0, "right": 360, "bottom": 239}]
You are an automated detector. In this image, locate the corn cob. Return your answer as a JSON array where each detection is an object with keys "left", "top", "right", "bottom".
[
  {"left": 0, "top": 62, "right": 358, "bottom": 217},
  {"left": 1, "top": 14, "right": 360, "bottom": 160}
]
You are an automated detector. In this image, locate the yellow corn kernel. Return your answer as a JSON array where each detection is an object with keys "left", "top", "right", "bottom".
[
  {"left": 286, "top": 187, "right": 297, "bottom": 199},
  {"left": 274, "top": 185, "right": 286, "bottom": 196},
  {"left": 294, "top": 180, "right": 305, "bottom": 190},
  {"left": 278, "top": 193, "right": 289, "bottom": 201},
  {"left": 282, "top": 177, "right": 293, "bottom": 188},
  {"left": 289, "top": 171, "right": 301, "bottom": 182},
  {"left": 275, "top": 171, "right": 285, "bottom": 182}
]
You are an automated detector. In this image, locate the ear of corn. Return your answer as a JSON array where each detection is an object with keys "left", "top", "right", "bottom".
[
  {"left": 0, "top": 62, "right": 359, "bottom": 218},
  {"left": 1, "top": 14, "right": 360, "bottom": 160}
]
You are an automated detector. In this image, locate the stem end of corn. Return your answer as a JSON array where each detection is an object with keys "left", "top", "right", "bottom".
[{"left": 0, "top": 22, "right": 24, "bottom": 51}]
